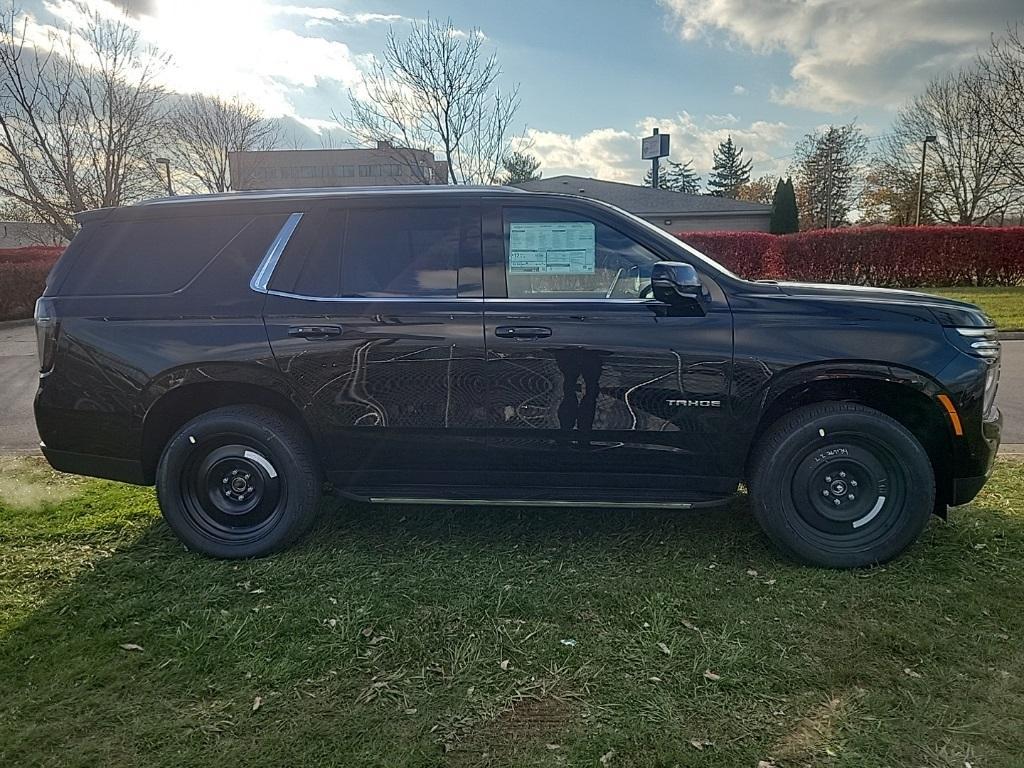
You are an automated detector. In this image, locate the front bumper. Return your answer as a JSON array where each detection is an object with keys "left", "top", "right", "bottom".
[{"left": 951, "top": 406, "right": 1002, "bottom": 506}]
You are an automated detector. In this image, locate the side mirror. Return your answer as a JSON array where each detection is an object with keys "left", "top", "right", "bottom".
[{"left": 651, "top": 261, "right": 704, "bottom": 305}]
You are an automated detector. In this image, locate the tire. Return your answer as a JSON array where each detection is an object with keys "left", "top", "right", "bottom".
[
  {"left": 156, "top": 405, "right": 322, "bottom": 558},
  {"left": 749, "top": 402, "right": 934, "bottom": 568}
]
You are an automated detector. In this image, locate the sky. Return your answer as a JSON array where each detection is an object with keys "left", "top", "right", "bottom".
[{"left": 13, "top": 0, "right": 1024, "bottom": 185}]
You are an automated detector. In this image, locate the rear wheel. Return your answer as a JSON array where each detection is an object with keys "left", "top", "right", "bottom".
[
  {"left": 156, "top": 405, "right": 322, "bottom": 558},
  {"left": 750, "top": 402, "right": 934, "bottom": 568}
]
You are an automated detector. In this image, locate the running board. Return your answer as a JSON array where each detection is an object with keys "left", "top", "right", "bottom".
[{"left": 367, "top": 496, "right": 726, "bottom": 510}]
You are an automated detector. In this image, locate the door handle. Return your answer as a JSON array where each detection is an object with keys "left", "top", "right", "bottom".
[
  {"left": 495, "top": 326, "right": 552, "bottom": 339},
  {"left": 288, "top": 325, "right": 342, "bottom": 339}
]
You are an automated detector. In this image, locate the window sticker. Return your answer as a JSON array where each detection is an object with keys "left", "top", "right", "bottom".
[{"left": 508, "top": 222, "right": 595, "bottom": 274}]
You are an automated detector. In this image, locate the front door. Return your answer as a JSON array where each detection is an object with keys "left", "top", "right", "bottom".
[
  {"left": 482, "top": 201, "right": 735, "bottom": 494},
  {"left": 263, "top": 201, "right": 487, "bottom": 490}
]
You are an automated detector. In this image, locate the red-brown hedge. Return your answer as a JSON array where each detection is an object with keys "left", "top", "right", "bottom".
[
  {"left": 0, "top": 247, "right": 62, "bottom": 321},
  {"left": 675, "top": 226, "right": 1024, "bottom": 287}
]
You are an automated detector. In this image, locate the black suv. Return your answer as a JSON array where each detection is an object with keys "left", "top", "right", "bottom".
[{"left": 34, "top": 186, "right": 1002, "bottom": 566}]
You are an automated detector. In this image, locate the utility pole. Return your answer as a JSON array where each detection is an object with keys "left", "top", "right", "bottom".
[
  {"left": 915, "top": 135, "right": 936, "bottom": 226},
  {"left": 824, "top": 135, "right": 833, "bottom": 230},
  {"left": 651, "top": 128, "right": 660, "bottom": 189},
  {"left": 155, "top": 157, "right": 174, "bottom": 196}
]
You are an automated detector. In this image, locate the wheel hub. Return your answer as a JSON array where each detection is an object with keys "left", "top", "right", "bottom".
[
  {"left": 791, "top": 443, "right": 891, "bottom": 533},
  {"left": 180, "top": 443, "right": 283, "bottom": 536}
]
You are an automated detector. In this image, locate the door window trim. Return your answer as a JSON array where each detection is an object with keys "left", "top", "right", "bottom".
[{"left": 250, "top": 212, "right": 303, "bottom": 293}]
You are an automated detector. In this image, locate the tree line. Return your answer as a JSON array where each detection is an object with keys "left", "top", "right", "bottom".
[
  {"left": 0, "top": 5, "right": 283, "bottom": 240},
  {"left": 2, "top": 2, "right": 1022, "bottom": 240},
  {"left": 636, "top": 23, "right": 1024, "bottom": 232}
]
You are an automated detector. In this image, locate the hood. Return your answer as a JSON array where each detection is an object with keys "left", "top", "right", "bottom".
[{"left": 767, "top": 281, "right": 994, "bottom": 327}]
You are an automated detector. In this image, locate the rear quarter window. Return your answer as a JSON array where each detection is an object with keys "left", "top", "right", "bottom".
[{"left": 60, "top": 213, "right": 279, "bottom": 296}]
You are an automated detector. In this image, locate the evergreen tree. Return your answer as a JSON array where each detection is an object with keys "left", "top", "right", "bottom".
[
  {"left": 642, "top": 159, "right": 702, "bottom": 194},
  {"left": 706, "top": 136, "right": 753, "bottom": 198},
  {"left": 500, "top": 151, "right": 542, "bottom": 184},
  {"left": 770, "top": 177, "right": 799, "bottom": 234},
  {"left": 791, "top": 123, "right": 867, "bottom": 229}
]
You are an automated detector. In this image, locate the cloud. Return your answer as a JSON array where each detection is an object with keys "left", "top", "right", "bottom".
[
  {"left": 522, "top": 128, "right": 636, "bottom": 182},
  {"left": 658, "top": 0, "right": 1022, "bottom": 110},
  {"left": 109, "top": 0, "right": 156, "bottom": 16},
  {"left": 274, "top": 6, "right": 410, "bottom": 26},
  {"left": 524, "top": 112, "right": 790, "bottom": 183},
  {"left": 732, "top": 84, "right": 746, "bottom": 95},
  {"left": 36, "top": 0, "right": 370, "bottom": 118}
]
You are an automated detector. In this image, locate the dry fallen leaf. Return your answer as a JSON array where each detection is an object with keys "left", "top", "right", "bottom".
[
  {"left": 499, "top": 659, "right": 511, "bottom": 671},
  {"left": 648, "top": 676, "right": 662, "bottom": 683},
  {"left": 600, "top": 749, "right": 616, "bottom": 765},
  {"left": 903, "top": 667, "right": 923, "bottom": 678},
  {"left": 404, "top": 707, "right": 417, "bottom": 715},
  {"left": 757, "top": 761, "right": 780, "bottom": 768},
  {"left": 690, "top": 739, "right": 712, "bottom": 750},
  {"left": 657, "top": 642, "right": 672, "bottom": 656},
  {"left": 546, "top": 743, "right": 561, "bottom": 751},
  {"left": 252, "top": 696, "right": 263, "bottom": 712},
  {"left": 118, "top": 643, "right": 144, "bottom": 652},
  {"left": 681, "top": 619, "right": 699, "bottom": 631},
  {"left": 703, "top": 669, "right": 721, "bottom": 682},
  {"left": 360, "top": 627, "right": 373, "bottom": 638},
  {"left": 746, "top": 568, "right": 758, "bottom": 577}
]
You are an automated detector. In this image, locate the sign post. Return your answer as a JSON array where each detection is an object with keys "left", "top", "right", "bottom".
[{"left": 641, "top": 129, "right": 670, "bottom": 189}]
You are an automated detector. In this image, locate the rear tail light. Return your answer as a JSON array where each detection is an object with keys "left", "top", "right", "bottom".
[{"left": 34, "top": 297, "right": 59, "bottom": 374}]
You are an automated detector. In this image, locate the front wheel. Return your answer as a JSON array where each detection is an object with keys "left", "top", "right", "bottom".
[
  {"left": 749, "top": 402, "right": 935, "bottom": 568},
  {"left": 156, "top": 405, "right": 322, "bottom": 558}
]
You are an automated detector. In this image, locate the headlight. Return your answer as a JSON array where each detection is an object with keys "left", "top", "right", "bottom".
[
  {"left": 983, "top": 360, "right": 1000, "bottom": 415},
  {"left": 953, "top": 327, "right": 1000, "bottom": 359},
  {"left": 945, "top": 327, "right": 1000, "bottom": 416}
]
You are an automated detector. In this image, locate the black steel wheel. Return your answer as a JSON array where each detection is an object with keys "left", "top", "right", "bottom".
[
  {"left": 157, "top": 406, "right": 322, "bottom": 558},
  {"left": 750, "top": 402, "right": 934, "bottom": 568}
]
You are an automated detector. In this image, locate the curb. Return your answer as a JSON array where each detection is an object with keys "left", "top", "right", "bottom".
[
  {"left": 999, "top": 331, "right": 1024, "bottom": 340},
  {"left": 1000, "top": 444, "right": 1024, "bottom": 456},
  {"left": 0, "top": 318, "right": 33, "bottom": 330}
]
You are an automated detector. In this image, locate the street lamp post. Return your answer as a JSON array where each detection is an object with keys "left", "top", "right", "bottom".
[
  {"left": 915, "top": 135, "right": 936, "bottom": 226},
  {"left": 155, "top": 157, "right": 174, "bottom": 196}
]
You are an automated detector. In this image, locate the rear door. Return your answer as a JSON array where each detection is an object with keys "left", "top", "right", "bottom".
[
  {"left": 481, "top": 199, "right": 735, "bottom": 495},
  {"left": 262, "top": 199, "right": 487, "bottom": 490}
]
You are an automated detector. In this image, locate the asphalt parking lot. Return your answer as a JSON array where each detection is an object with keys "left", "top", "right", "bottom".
[{"left": 1, "top": 320, "right": 1021, "bottom": 455}]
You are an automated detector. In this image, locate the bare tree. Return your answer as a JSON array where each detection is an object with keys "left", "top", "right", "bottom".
[
  {"left": 791, "top": 123, "right": 868, "bottom": 229},
  {"left": 341, "top": 17, "right": 520, "bottom": 185},
  {"left": 860, "top": 163, "right": 924, "bottom": 226},
  {"left": 978, "top": 24, "right": 1024, "bottom": 192},
  {"left": 879, "top": 68, "right": 1014, "bottom": 225},
  {"left": 0, "top": 3, "right": 167, "bottom": 239},
  {"left": 167, "top": 94, "right": 281, "bottom": 193}
]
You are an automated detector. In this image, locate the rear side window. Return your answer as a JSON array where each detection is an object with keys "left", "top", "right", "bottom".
[
  {"left": 270, "top": 206, "right": 463, "bottom": 298},
  {"left": 268, "top": 211, "right": 345, "bottom": 298},
  {"left": 62, "top": 214, "right": 258, "bottom": 296},
  {"left": 343, "top": 207, "right": 460, "bottom": 298}
]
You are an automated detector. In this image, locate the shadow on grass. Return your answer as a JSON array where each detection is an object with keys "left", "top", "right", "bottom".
[{"left": 2, "top": 464, "right": 1023, "bottom": 767}]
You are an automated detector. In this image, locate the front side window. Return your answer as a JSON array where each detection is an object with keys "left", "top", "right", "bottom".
[
  {"left": 502, "top": 207, "right": 659, "bottom": 299},
  {"left": 270, "top": 206, "right": 462, "bottom": 298}
]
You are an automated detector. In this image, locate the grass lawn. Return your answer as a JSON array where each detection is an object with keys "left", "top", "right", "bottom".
[
  {"left": 928, "top": 287, "right": 1024, "bottom": 330},
  {"left": 1, "top": 456, "right": 1023, "bottom": 767}
]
